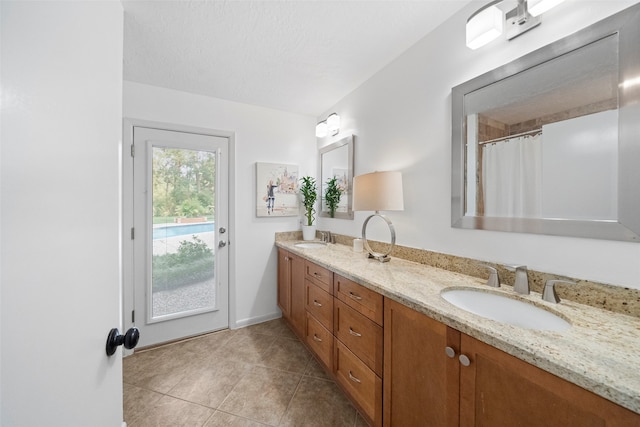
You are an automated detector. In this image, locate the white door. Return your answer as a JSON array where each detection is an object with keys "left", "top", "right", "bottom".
[
  {"left": 131, "top": 126, "right": 229, "bottom": 347},
  {"left": 1, "top": 1, "right": 123, "bottom": 425}
]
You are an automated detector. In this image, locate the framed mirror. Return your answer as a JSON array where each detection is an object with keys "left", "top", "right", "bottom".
[
  {"left": 319, "top": 135, "right": 354, "bottom": 219},
  {"left": 451, "top": 4, "right": 640, "bottom": 242}
]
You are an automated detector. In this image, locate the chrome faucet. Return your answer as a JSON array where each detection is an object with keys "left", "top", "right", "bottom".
[
  {"left": 321, "top": 231, "right": 334, "bottom": 243},
  {"left": 480, "top": 264, "right": 500, "bottom": 288},
  {"left": 543, "top": 279, "right": 576, "bottom": 303},
  {"left": 505, "top": 265, "right": 529, "bottom": 294}
]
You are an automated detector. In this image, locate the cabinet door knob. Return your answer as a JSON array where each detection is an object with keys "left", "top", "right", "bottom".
[
  {"left": 313, "top": 300, "right": 322, "bottom": 307},
  {"left": 445, "top": 346, "right": 456, "bottom": 358},
  {"left": 348, "top": 327, "right": 362, "bottom": 337},
  {"left": 348, "top": 371, "right": 362, "bottom": 383},
  {"left": 459, "top": 354, "right": 471, "bottom": 367},
  {"left": 313, "top": 334, "right": 322, "bottom": 342}
]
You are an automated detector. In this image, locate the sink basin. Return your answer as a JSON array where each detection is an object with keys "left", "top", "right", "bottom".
[
  {"left": 441, "top": 288, "right": 570, "bottom": 332},
  {"left": 294, "top": 242, "right": 327, "bottom": 249}
]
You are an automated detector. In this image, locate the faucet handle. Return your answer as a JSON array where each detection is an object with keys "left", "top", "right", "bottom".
[
  {"left": 504, "top": 264, "right": 527, "bottom": 272},
  {"left": 543, "top": 279, "right": 576, "bottom": 304},
  {"left": 479, "top": 264, "right": 500, "bottom": 288}
]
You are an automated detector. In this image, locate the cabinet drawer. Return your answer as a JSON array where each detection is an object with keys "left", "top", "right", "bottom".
[
  {"left": 334, "top": 339, "right": 382, "bottom": 427},
  {"left": 335, "top": 274, "right": 383, "bottom": 325},
  {"left": 334, "top": 299, "right": 383, "bottom": 376},
  {"left": 305, "top": 312, "right": 333, "bottom": 371},
  {"left": 305, "top": 280, "right": 333, "bottom": 331},
  {"left": 305, "top": 261, "right": 333, "bottom": 294}
]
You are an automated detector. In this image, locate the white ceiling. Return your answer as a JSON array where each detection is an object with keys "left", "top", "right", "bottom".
[{"left": 123, "top": 0, "right": 472, "bottom": 116}]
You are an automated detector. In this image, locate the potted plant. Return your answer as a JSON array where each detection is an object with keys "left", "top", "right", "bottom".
[
  {"left": 299, "top": 176, "right": 318, "bottom": 240},
  {"left": 324, "top": 176, "right": 343, "bottom": 218}
]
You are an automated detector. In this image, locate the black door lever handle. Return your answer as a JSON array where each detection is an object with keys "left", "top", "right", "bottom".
[{"left": 106, "top": 327, "right": 139, "bottom": 356}]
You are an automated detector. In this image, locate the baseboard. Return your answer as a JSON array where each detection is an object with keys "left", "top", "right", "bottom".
[{"left": 232, "top": 311, "right": 282, "bottom": 329}]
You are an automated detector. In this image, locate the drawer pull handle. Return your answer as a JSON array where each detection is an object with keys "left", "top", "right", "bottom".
[
  {"left": 313, "top": 334, "right": 323, "bottom": 342},
  {"left": 348, "top": 327, "right": 362, "bottom": 337},
  {"left": 313, "top": 300, "right": 322, "bottom": 307},
  {"left": 348, "top": 291, "right": 363, "bottom": 301},
  {"left": 348, "top": 371, "right": 361, "bottom": 383}
]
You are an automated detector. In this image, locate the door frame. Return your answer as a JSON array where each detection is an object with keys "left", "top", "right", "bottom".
[{"left": 122, "top": 118, "right": 236, "bottom": 352}]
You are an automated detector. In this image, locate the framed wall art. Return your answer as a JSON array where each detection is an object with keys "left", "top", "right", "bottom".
[{"left": 256, "top": 162, "right": 299, "bottom": 217}]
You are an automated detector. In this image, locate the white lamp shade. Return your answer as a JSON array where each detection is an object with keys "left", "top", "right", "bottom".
[
  {"left": 352, "top": 171, "right": 404, "bottom": 212},
  {"left": 315, "top": 121, "right": 328, "bottom": 138},
  {"left": 528, "top": 0, "right": 564, "bottom": 17},
  {"left": 466, "top": 1, "right": 503, "bottom": 50}
]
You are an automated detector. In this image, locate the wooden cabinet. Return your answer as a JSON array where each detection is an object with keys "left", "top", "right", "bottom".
[
  {"left": 334, "top": 276, "right": 384, "bottom": 427},
  {"left": 384, "top": 297, "right": 459, "bottom": 427},
  {"left": 277, "top": 248, "right": 305, "bottom": 338},
  {"left": 384, "top": 297, "right": 640, "bottom": 427},
  {"left": 458, "top": 333, "right": 639, "bottom": 427},
  {"left": 277, "top": 249, "right": 291, "bottom": 318}
]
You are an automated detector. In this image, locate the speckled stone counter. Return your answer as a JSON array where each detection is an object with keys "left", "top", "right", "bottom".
[{"left": 275, "top": 238, "right": 640, "bottom": 415}]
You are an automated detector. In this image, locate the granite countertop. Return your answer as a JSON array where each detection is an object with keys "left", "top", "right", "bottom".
[{"left": 276, "top": 239, "right": 640, "bottom": 415}]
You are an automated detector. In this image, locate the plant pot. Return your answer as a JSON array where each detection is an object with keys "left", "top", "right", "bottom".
[{"left": 302, "top": 225, "right": 317, "bottom": 241}]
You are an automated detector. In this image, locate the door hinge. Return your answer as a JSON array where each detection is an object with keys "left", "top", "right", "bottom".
[
  {"left": 131, "top": 227, "right": 135, "bottom": 240},
  {"left": 132, "top": 310, "right": 135, "bottom": 323},
  {"left": 130, "top": 144, "right": 135, "bottom": 157}
]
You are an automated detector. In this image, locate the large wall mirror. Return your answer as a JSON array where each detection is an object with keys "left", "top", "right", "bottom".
[
  {"left": 452, "top": 4, "right": 640, "bottom": 242},
  {"left": 319, "top": 135, "right": 354, "bottom": 219}
]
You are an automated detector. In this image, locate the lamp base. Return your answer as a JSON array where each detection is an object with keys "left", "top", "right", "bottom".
[
  {"left": 367, "top": 252, "right": 391, "bottom": 263},
  {"left": 362, "top": 212, "right": 396, "bottom": 263}
]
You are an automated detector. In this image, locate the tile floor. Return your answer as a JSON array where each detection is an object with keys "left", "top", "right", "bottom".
[{"left": 123, "top": 318, "right": 370, "bottom": 426}]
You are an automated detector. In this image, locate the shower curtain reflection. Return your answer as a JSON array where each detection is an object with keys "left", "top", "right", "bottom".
[{"left": 482, "top": 134, "right": 542, "bottom": 218}]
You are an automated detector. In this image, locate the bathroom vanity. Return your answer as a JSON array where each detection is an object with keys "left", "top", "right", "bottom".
[{"left": 276, "top": 239, "right": 640, "bottom": 427}]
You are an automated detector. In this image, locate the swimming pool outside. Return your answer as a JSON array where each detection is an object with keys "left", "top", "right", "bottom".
[{"left": 153, "top": 221, "right": 215, "bottom": 240}]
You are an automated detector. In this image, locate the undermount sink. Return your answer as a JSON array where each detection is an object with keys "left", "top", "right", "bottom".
[
  {"left": 294, "top": 241, "right": 327, "bottom": 249},
  {"left": 441, "top": 288, "right": 571, "bottom": 332}
]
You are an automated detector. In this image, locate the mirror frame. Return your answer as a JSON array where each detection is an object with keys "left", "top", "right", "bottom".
[
  {"left": 451, "top": 4, "right": 640, "bottom": 242},
  {"left": 319, "top": 135, "right": 354, "bottom": 219}
]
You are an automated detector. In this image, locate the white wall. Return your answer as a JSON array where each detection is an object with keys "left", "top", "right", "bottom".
[
  {"left": 317, "top": 0, "right": 640, "bottom": 290},
  {"left": 1, "top": 1, "right": 124, "bottom": 425},
  {"left": 124, "top": 82, "right": 317, "bottom": 327}
]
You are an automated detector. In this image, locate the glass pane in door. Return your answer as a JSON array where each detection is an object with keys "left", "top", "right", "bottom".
[{"left": 150, "top": 146, "right": 217, "bottom": 320}]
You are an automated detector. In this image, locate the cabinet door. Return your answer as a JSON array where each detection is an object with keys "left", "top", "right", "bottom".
[
  {"left": 277, "top": 249, "right": 291, "bottom": 319},
  {"left": 289, "top": 252, "right": 306, "bottom": 338},
  {"left": 383, "top": 298, "right": 460, "bottom": 427},
  {"left": 459, "top": 333, "right": 640, "bottom": 427}
]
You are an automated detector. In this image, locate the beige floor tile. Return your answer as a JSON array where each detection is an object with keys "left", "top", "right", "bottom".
[
  {"left": 124, "top": 348, "right": 200, "bottom": 393},
  {"left": 203, "top": 411, "right": 270, "bottom": 427},
  {"left": 279, "top": 376, "right": 356, "bottom": 427},
  {"left": 123, "top": 383, "right": 164, "bottom": 423},
  {"left": 167, "top": 358, "right": 253, "bottom": 408},
  {"left": 179, "top": 329, "right": 236, "bottom": 355},
  {"left": 304, "top": 356, "right": 333, "bottom": 381},
  {"left": 216, "top": 331, "right": 277, "bottom": 365},
  {"left": 355, "top": 412, "right": 371, "bottom": 427},
  {"left": 218, "top": 366, "right": 302, "bottom": 425},
  {"left": 243, "top": 318, "right": 291, "bottom": 336},
  {"left": 127, "top": 394, "right": 214, "bottom": 427},
  {"left": 258, "top": 336, "right": 311, "bottom": 374}
]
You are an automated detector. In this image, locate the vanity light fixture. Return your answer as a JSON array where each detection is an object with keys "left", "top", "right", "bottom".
[
  {"left": 352, "top": 171, "right": 404, "bottom": 263},
  {"left": 315, "top": 113, "right": 340, "bottom": 138},
  {"left": 466, "top": 0, "right": 565, "bottom": 50}
]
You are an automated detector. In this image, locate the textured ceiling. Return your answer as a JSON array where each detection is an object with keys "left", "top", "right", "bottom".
[{"left": 123, "top": 0, "right": 471, "bottom": 116}]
